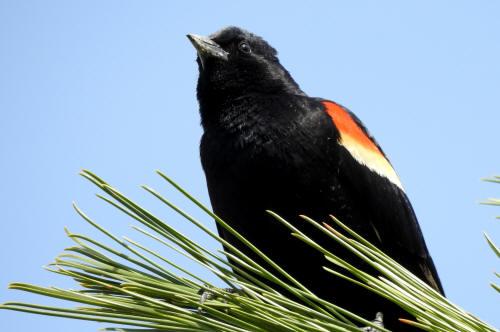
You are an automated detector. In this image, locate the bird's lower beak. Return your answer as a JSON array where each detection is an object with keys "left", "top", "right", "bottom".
[{"left": 187, "top": 34, "right": 229, "bottom": 62}]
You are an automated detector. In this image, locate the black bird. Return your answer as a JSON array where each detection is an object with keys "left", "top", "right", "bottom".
[{"left": 188, "top": 27, "right": 443, "bottom": 331}]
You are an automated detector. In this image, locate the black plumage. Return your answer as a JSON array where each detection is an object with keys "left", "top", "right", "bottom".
[{"left": 188, "top": 27, "right": 443, "bottom": 331}]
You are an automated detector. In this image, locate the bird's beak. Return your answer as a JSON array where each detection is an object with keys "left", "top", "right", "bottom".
[{"left": 187, "top": 34, "right": 229, "bottom": 67}]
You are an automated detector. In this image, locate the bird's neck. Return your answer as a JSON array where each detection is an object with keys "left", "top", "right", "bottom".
[
  {"left": 198, "top": 92, "right": 262, "bottom": 132},
  {"left": 196, "top": 72, "right": 305, "bottom": 123},
  {"left": 198, "top": 91, "right": 301, "bottom": 133}
]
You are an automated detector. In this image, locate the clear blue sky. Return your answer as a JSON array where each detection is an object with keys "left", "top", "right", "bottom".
[{"left": 1, "top": 1, "right": 499, "bottom": 331}]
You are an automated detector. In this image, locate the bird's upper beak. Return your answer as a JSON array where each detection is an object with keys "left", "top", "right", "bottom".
[{"left": 187, "top": 34, "right": 229, "bottom": 65}]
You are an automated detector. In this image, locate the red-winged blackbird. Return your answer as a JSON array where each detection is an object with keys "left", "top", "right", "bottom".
[{"left": 188, "top": 27, "right": 444, "bottom": 331}]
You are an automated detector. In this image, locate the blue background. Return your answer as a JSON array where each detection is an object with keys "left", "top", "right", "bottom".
[{"left": 1, "top": 1, "right": 499, "bottom": 330}]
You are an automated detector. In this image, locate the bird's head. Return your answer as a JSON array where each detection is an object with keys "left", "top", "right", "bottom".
[{"left": 187, "top": 27, "right": 304, "bottom": 106}]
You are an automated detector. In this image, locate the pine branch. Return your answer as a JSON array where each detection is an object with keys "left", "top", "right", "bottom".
[{"left": 1, "top": 170, "right": 497, "bottom": 332}]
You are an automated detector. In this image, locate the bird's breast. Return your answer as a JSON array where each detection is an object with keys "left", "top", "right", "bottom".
[{"left": 201, "top": 96, "right": 339, "bottom": 180}]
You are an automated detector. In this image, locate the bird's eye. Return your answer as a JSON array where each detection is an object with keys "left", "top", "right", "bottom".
[{"left": 238, "top": 41, "right": 251, "bottom": 54}]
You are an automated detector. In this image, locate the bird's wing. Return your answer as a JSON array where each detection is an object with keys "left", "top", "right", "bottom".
[{"left": 320, "top": 100, "right": 444, "bottom": 294}]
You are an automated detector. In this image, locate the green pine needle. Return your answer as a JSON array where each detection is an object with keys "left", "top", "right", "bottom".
[{"left": 1, "top": 170, "right": 498, "bottom": 332}]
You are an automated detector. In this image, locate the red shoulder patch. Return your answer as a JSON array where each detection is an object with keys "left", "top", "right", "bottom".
[
  {"left": 322, "top": 101, "right": 403, "bottom": 189},
  {"left": 322, "top": 101, "right": 383, "bottom": 157}
]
